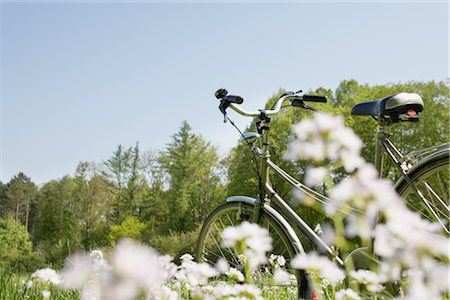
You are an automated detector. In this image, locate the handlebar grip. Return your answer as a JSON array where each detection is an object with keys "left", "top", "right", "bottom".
[
  {"left": 215, "top": 88, "right": 228, "bottom": 99},
  {"left": 303, "top": 95, "right": 327, "bottom": 103},
  {"left": 224, "top": 95, "right": 244, "bottom": 104}
]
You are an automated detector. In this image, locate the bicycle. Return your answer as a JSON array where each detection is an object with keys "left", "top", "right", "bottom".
[{"left": 196, "top": 88, "right": 449, "bottom": 299}]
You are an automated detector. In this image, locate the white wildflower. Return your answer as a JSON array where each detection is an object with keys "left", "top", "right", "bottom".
[
  {"left": 105, "top": 280, "right": 138, "bottom": 300},
  {"left": 378, "top": 261, "right": 401, "bottom": 282},
  {"left": 341, "top": 152, "right": 365, "bottom": 173},
  {"left": 60, "top": 252, "right": 107, "bottom": 300},
  {"left": 269, "top": 254, "right": 286, "bottom": 268},
  {"left": 405, "top": 269, "right": 442, "bottom": 300},
  {"left": 186, "top": 262, "right": 219, "bottom": 286},
  {"left": 320, "top": 278, "right": 331, "bottom": 288},
  {"left": 321, "top": 223, "right": 336, "bottom": 246},
  {"left": 159, "top": 255, "right": 178, "bottom": 277},
  {"left": 422, "top": 258, "right": 450, "bottom": 294},
  {"left": 273, "top": 268, "right": 291, "bottom": 285},
  {"left": 367, "top": 283, "right": 384, "bottom": 293},
  {"left": 225, "top": 267, "right": 245, "bottom": 282},
  {"left": 209, "top": 283, "right": 263, "bottom": 300},
  {"left": 326, "top": 177, "right": 355, "bottom": 215},
  {"left": 335, "top": 288, "right": 361, "bottom": 300},
  {"left": 383, "top": 206, "right": 450, "bottom": 258},
  {"left": 153, "top": 286, "right": 179, "bottom": 300},
  {"left": 291, "top": 252, "right": 344, "bottom": 285},
  {"left": 180, "top": 253, "right": 194, "bottom": 264},
  {"left": 349, "top": 269, "right": 384, "bottom": 292},
  {"left": 373, "top": 225, "right": 402, "bottom": 258},
  {"left": 89, "top": 249, "right": 103, "bottom": 261},
  {"left": 192, "top": 285, "right": 215, "bottom": 298},
  {"left": 32, "top": 268, "right": 61, "bottom": 285},
  {"left": 112, "top": 238, "right": 167, "bottom": 284},
  {"left": 313, "top": 223, "right": 323, "bottom": 235},
  {"left": 221, "top": 221, "right": 272, "bottom": 270},
  {"left": 215, "top": 258, "right": 230, "bottom": 274},
  {"left": 42, "top": 290, "right": 51, "bottom": 299},
  {"left": 304, "top": 166, "right": 327, "bottom": 187},
  {"left": 26, "top": 280, "right": 33, "bottom": 288},
  {"left": 176, "top": 260, "right": 218, "bottom": 288},
  {"left": 286, "top": 113, "right": 363, "bottom": 166},
  {"left": 108, "top": 239, "right": 168, "bottom": 300}
]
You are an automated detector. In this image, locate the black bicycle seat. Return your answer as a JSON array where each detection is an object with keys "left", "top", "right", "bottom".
[{"left": 351, "top": 93, "right": 424, "bottom": 117}]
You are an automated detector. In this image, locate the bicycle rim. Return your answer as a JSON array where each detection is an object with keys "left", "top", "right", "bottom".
[
  {"left": 397, "top": 155, "right": 449, "bottom": 235},
  {"left": 196, "top": 201, "right": 311, "bottom": 299}
]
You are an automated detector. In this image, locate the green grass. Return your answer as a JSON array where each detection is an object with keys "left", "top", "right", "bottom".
[
  {"left": 0, "top": 269, "right": 297, "bottom": 300},
  {"left": 0, "top": 271, "right": 78, "bottom": 300}
]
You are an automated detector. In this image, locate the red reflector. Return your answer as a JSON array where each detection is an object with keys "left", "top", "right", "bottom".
[
  {"left": 407, "top": 109, "right": 417, "bottom": 116},
  {"left": 313, "top": 291, "right": 318, "bottom": 299}
]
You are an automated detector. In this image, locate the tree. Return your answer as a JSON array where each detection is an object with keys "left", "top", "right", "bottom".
[
  {"left": 32, "top": 177, "right": 82, "bottom": 266},
  {"left": 0, "top": 180, "right": 6, "bottom": 214},
  {"left": 101, "top": 144, "right": 148, "bottom": 224},
  {"left": 74, "top": 162, "right": 115, "bottom": 250},
  {"left": 2, "top": 173, "right": 37, "bottom": 230},
  {"left": 160, "top": 121, "right": 225, "bottom": 232},
  {"left": 139, "top": 150, "right": 170, "bottom": 236}
]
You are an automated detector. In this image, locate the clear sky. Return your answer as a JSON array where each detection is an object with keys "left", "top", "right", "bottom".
[{"left": 1, "top": 1, "right": 448, "bottom": 184}]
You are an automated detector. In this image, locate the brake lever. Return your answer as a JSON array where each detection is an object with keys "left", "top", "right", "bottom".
[
  {"left": 291, "top": 99, "right": 318, "bottom": 112},
  {"left": 219, "top": 99, "right": 230, "bottom": 123}
]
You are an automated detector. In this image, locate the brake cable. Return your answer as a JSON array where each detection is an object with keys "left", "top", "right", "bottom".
[{"left": 226, "top": 116, "right": 263, "bottom": 192}]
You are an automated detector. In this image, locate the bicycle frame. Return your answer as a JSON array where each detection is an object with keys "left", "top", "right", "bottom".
[
  {"left": 227, "top": 113, "right": 349, "bottom": 265},
  {"left": 375, "top": 119, "right": 450, "bottom": 233}
]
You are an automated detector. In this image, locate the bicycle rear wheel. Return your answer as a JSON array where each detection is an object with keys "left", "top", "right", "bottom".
[
  {"left": 396, "top": 151, "right": 449, "bottom": 235},
  {"left": 196, "top": 201, "right": 313, "bottom": 299}
]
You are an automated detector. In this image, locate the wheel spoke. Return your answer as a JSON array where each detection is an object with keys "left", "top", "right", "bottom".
[
  {"left": 399, "top": 155, "right": 449, "bottom": 236},
  {"left": 423, "top": 181, "right": 449, "bottom": 216}
]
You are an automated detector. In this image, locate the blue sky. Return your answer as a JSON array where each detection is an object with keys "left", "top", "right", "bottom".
[{"left": 1, "top": 2, "right": 448, "bottom": 184}]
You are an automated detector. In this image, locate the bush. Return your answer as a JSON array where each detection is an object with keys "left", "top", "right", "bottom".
[
  {"left": 148, "top": 226, "right": 200, "bottom": 261},
  {"left": 108, "top": 216, "right": 147, "bottom": 245},
  {"left": 0, "top": 217, "right": 44, "bottom": 272}
]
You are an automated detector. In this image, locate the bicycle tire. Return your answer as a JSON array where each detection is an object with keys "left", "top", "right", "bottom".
[
  {"left": 196, "top": 201, "right": 313, "bottom": 299},
  {"left": 396, "top": 151, "right": 449, "bottom": 235}
]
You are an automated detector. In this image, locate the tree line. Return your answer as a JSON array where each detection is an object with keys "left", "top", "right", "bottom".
[{"left": 1, "top": 80, "right": 448, "bottom": 271}]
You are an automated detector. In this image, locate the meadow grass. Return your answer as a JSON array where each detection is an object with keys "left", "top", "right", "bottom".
[
  {"left": 0, "top": 270, "right": 78, "bottom": 300},
  {"left": 0, "top": 269, "right": 298, "bottom": 300}
]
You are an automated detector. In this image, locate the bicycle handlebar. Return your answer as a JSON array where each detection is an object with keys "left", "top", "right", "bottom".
[
  {"left": 229, "top": 95, "right": 292, "bottom": 117},
  {"left": 215, "top": 88, "right": 327, "bottom": 121}
]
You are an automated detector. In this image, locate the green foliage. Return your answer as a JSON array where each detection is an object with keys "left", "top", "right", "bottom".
[
  {"left": 108, "top": 216, "right": 147, "bottom": 245},
  {"left": 149, "top": 227, "right": 201, "bottom": 261},
  {"left": 0, "top": 217, "right": 43, "bottom": 272}
]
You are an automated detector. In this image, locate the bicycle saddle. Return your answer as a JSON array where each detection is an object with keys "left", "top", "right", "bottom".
[{"left": 351, "top": 92, "right": 424, "bottom": 117}]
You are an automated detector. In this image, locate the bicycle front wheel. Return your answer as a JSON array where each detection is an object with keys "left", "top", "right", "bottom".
[
  {"left": 196, "top": 201, "right": 313, "bottom": 299},
  {"left": 396, "top": 151, "right": 449, "bottom": 235}
]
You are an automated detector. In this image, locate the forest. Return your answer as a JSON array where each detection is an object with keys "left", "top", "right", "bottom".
[{"left": 1, "top": 79, "right": 449, "bottom": 272}]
